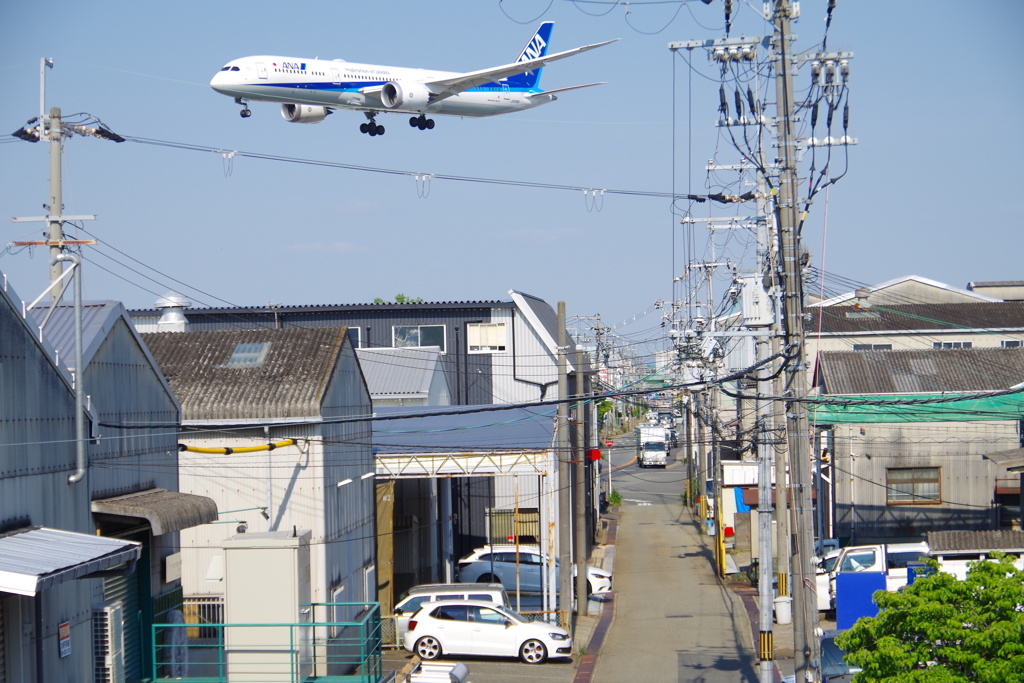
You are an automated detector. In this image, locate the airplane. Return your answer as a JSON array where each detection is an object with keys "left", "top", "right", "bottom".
[{"left": 209, "top": 22, "right": 616, "bottom": 136}]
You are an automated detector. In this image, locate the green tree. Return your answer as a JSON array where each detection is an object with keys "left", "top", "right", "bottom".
[
  {"left": 836, "top": 553, "right": 1024, "bottom": 683},
  {"left": 372, "top": 293, "right": 425, "bottom": 304}
]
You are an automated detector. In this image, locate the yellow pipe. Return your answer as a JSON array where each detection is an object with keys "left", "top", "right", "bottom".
[{"left": 180, "top": 439, "right": 297, "bottom": 455}]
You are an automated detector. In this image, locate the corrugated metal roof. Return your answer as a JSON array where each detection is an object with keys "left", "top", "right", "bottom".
[
  {"left": 141, "top": 327, "right": 349, "bottom": 421},
  {"left": 817, "top": 347, "right": 1024, "bottom": 395},
  {"left": 808, "top": 301, "right": 1024, "bottom": 334},
  {"left": 982, "top": 447, "right": 1024, "bottom": 471},
  {"left": 356, "top": 347, "right": 441, "bottom": 397},
  {"left": 0, "top": 526, "right": 141, "bottom": 596},
  {"left": 129, "top": 300, "right": 513, "bottom": 316},
  {"left": 91, "top": 488, "right": 218, "bottom": 536},
  {"left": 926, "top": 530, "right": 1024, "bottom": 554}
]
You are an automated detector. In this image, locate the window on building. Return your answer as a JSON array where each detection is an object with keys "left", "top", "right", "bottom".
[
  {"left": 221, "top": 342, "right": 271, "bottom": 368},
  {"left": 468, "top": 323, "right": 507, "bottom": 352},
  {"left": 345, "top": 327, "right": 361, "bottom": 348},
  {"left": 393, "top": 325, "right": 445, "bottom": 352},
  {"left": 1002, "top": 340, "right": 1022, "bottom": 348},
  {"left": 852, "top": 343, "right": 892, "bottom": 351},
  {"left": 886, "top": 467, "right": 940, "bottom": 505},
  {"left": 932, "top": 341, "right": 972, "bottom": 349}
]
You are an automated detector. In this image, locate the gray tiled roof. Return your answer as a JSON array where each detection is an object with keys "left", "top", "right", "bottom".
[
  {"left": 808, "top": 301, "right": 1024, "bottom": 335},
  {"left": 356, "top": 347, "right": 442, "bottom": 397},
  {"left": 817, "top": 347, "right": 1024, "bottom": 395},
  {"left": 926, "top": 530, "right": 1024, "bottom": 554},
  {"left": 141, "top": 327, "right": 350, "bottom": 421}
]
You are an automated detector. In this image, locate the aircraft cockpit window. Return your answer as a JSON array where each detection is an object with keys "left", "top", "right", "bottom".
[
  {"left": 230, "top": 66, "right": 241, "bottom": 71},
  {"left": 220, "top": 66, "right": 231, "bottom": 71}
]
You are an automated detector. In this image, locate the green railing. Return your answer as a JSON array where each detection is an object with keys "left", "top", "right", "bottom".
[{"left": 152, "top": 602, "right": 383, "bottom": 683}]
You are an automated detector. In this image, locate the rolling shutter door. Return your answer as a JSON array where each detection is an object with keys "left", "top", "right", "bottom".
[{"left": 103, "top": 573, "right": 140, "bottom": 683}]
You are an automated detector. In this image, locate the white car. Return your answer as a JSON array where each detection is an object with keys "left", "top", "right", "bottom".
[
  {"left": 456, "top": 545, "right": 612, "bottom": 596},
  {"left": 403, "top": 599, "right": 572, "bottom": 664},
  {"left": 816, "top": 549, "right": 842, "bottom": 612}
]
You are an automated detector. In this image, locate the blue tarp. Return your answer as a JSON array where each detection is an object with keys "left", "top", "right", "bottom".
[{"left": 733, "top": 487, "right": 750, "bottom": 513}]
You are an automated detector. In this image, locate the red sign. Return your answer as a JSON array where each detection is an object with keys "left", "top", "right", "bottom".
[
  {"left": 58, "top": 621, "right": 71, "bottom": 658},
  {"left": 604, "top": 440, "right": 614, "bottom": 448},
  {"left": 588, "top": 448, "right": 602, "bottom": 461}
]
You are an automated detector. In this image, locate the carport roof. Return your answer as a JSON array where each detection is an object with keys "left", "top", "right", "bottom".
[
  {"left": 0, "top": 527, "right": 140, "bottom": 597},
  {"left": 91, "top": 488, "right": 219, "bottom": 536}
]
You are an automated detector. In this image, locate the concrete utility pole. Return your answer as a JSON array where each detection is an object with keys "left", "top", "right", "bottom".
[
  {"left": 771, "top": 1, "right": 820, "bottom": 679},
  {"left": 557, "top": 303, "right": 573, "bottom": 630},
  {"left": 47, "top": 108, "right": 64, "bottom": 298},
  {"left": 574, "top": 358, "right": 589, "bottom": 617}
]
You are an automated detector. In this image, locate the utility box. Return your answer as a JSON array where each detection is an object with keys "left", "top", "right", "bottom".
[
  {"left": 739, "top": 275, "right": 774, "bottom": 327},
  {"left": 223, "top": 530, "right": 312, "bottom": 682}
]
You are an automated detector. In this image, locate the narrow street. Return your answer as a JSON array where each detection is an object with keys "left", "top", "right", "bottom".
[{"left": 591, "top": 439, "right": 758, "bottom": 682}]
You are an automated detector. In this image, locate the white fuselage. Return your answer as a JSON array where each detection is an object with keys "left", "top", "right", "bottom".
[{"left": 210, "top": 56, "right": 554, "bottom": 118}]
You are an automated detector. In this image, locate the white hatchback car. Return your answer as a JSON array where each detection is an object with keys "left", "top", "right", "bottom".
[
  {"left": 456, "top": 545, "right": 613, "bottom": 596},
  {"left": 403, "top": 599, "right": 572, "bottom": 664}
]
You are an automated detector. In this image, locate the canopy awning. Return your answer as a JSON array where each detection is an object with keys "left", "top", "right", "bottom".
[
  {"left": 91, "top": 488, "right": 218, "bottom": 536},
  {"left": 983, "top": 447, "right": 1024, "bottom": 472},
  {"left": 0, "top": 527, "right": 141, "bottom": 597}
]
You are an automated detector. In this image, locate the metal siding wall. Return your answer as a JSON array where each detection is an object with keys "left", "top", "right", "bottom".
[
  {"left": 88, "top": 318, "right": 180, "bottom": 499},
  {"left": 831, "top": 420, "right": 1017, "bottom": 540},
  {"left": 493, "top": 475, "right": 542, "bottom": 511},
  {"left": 177, "top": 425, "right": 331, "bottom": 599},
  {"left": 493, "top": 310, "right": 559, "bottom": 405},
  {"left": 320, "top": 342, "right": 376, "bottom": 605}
]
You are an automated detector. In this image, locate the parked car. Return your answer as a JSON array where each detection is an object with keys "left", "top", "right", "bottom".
[
  {"left": 781, "top": 630, "right": 861, "bottom": 683},
  {"left": 392, "top": 583, "right": 509, "bottom": 642},
  {"left": 456, "top": 545, "right": 612, "bottom": 596},
  {"left": 403, "top": 599, "right": 572, "bottom": 664}
]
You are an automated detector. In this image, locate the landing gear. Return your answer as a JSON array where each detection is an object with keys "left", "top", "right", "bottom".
[
  {"left": 235, "top": 97, "right": 251, "bottom": 119},
  {"left": 409, "top": 114, "right": 435, "bottom": 130},
  {"left": 240, "top": 108, "right": 251, "bottom": 118},
  {"left": 361, "top": 112, "right": 385, "bottom": 136}
]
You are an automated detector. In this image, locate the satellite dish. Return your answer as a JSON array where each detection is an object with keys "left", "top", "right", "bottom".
[{"left": 166, "top": 610, "right": 188, "bottom": 679}]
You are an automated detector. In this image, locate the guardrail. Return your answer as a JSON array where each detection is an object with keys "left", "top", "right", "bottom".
[{"left": 153, "top": 602, "right": 382, "bottom": 682}]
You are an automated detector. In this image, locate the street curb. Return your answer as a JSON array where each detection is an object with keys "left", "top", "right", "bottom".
[
  {"left": 573, "top": 514, "right": 618, "bottom": 683},
  {"left": 734, "top": 586, "right": 783, "bottom": 683}
]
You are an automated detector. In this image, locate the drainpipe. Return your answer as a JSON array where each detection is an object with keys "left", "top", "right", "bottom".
[{"left": 53, "top": 253, "right": 87, "bottom": 485}]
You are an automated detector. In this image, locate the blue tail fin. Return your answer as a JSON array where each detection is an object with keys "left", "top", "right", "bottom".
[{"left": 505, "top": 22, "right": 553, "bottom": 90}]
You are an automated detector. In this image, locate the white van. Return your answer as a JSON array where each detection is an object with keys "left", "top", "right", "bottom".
[{"left": 392, "top": 583, "right": 510, "bottom": 642}]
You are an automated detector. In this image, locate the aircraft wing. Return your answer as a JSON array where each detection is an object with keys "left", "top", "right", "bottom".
[
  {"left": 526, "top": 82, "right": 607, "bottom": 98},
  {"left": 425, "top": 38, "right": 618, "bottom": 102}
]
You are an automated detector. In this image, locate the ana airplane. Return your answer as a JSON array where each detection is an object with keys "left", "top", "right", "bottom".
[{"left": 210, "top": 23, "right": 615, "bottom": 136}]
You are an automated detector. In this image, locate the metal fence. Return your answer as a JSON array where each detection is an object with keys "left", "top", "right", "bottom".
[
  {"left": 182, "top": 595, "right": 224, "bottom": 640},
  {"left": 154, "top": 602, "right": 382, "bottom": 683}
]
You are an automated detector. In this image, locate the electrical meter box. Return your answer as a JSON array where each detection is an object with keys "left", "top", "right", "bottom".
[{"left": 223, "top": 530, "right": 312, "bottom": 681}]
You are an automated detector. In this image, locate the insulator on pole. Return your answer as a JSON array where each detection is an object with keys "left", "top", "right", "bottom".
[
  {"left": 719, "top": 85, "right": 729, "bottom": 115},
  {"left": 843, "top": 102, "right": 849, "bottom": 130},
  {"left": 734, "top": 89, "right": 744, "bottom": 119}
]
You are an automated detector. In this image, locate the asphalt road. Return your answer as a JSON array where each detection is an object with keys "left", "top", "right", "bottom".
[{"left": 593, "top": 435, "right": 759, "bottom": 682}]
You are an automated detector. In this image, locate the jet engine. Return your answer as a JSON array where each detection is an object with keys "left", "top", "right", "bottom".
[
  {"left": 280, "top": 104, "right": 332, "bottom": 124},
  {"left": 380, "top": 82, "right": 430, "bottom": 110}
]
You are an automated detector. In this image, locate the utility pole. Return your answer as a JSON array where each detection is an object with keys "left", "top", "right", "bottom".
[
  {"left": 771, "top": 1, "right": 819, "bottom": 679},
  {"left": 574, "top": 353, "right": 589, "bottom": 618},
  {"left": 557, "top": 303, "right": 573, "bottom": 631}
]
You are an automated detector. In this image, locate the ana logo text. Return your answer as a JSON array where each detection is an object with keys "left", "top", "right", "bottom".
[
  {"left": 519, "top": 34, "right": 547, "bottom": 62},
  {"left": 281, "top": 62, "right": 306, "bottom": 71}
]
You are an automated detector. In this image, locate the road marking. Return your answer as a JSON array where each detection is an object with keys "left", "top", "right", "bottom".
[{"left": 623, "top": 498, "right": 652, "bottom": 506}]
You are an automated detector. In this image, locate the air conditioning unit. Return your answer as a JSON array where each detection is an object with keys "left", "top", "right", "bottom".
[{"left": 93, "top": 601, "right": 126, "bottom": 683}]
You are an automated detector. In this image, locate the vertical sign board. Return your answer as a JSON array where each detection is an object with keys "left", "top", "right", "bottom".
[
  {"left": 58, "top": 621, "right": 71, "bottom": 658},
  {"left": 835, "top": 571, "right": 888, "bottom": 631}
]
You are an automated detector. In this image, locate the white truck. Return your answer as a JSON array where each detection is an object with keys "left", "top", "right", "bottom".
[
  {"left": 635, "top": 424, "right": 668, "bottom": 468},
  {"left": 828, "top": 532, "right": 1024, "bottom": 610}
]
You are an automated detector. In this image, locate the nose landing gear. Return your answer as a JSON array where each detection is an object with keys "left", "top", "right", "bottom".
[
  {"left": 235, "top": 97, "right": 251, "bottom": 118},
  {"left": 409, "top": 115, "right": 435, "bottom": 130}
]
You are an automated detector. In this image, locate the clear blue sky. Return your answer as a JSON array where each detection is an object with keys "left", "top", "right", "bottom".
[{"left": 2, "top": 1, "right": 1021, "bottom": 347}]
